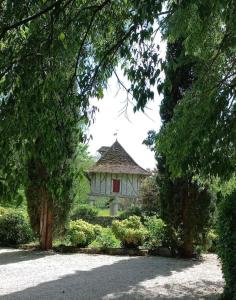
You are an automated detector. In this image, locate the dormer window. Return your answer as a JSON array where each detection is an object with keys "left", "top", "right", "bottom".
[{"left": 112, "top": 179, "right": 120, "bottom": 193}]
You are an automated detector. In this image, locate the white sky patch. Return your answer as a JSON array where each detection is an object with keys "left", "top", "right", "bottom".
[{"left": 88, "top": 79, "right": 161, "bottom": 170}]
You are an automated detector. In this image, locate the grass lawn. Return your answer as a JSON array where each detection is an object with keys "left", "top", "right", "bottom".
[
  {"left": 97, "top": 209, "right": 110, "bottom": 216},
  {"left": 97, "top": 209, "right": 124, "bottom": 217}
]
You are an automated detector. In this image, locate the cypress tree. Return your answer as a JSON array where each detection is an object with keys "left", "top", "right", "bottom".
[{"left": 158, "top": 40, "right": 214, "bottom": 257}]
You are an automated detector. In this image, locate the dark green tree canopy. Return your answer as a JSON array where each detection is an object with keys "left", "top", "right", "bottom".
[
  {"left": 0, "top": 0, "right": 166, "bottom": 247},
  {"left": 155, "top": 0, "right": 236, "bottom": 179},
  {"left": 0, "top": 0, "right": 163, "bottom": 198}
]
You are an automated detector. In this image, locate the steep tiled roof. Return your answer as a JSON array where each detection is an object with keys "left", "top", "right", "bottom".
[
  {"left": 97, "top": 146, "right": 110, "bottom": 156},
  {"left": 88, "top": 140, "right": 150, "bottom": 176}
]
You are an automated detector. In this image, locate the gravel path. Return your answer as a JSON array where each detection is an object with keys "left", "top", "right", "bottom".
[{"left": 0, "top": 248, "right": 224, "bottom": 300}]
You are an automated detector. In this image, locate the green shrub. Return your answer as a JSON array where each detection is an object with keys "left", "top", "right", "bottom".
[
  {"left": 145, "top": 217, "right": 167, "bottom": 249},
  {"left": 139, "top": 175, "right": 160, "bottom": 215},
  {"left": 119, "top": 206, "right": 142, "bottom": 220},
  {"left": 67, "top": 219, "right": 101, "bottom": 247},
  {"left": 0, "top": 206, "right": 20, "bottom": 217},
  {"left": 71, "top": 205, "right": 98, "bottom": 222},
  {"left": 90, "top": 216, "right": 119, "bottom": 227},
  {"left": 0, "top": 211, "right": 33, "bottom": 245},
  {"left": 112, "top": 216, "right": 148, "bottom": 248},
  {"left": 205, "top": 229, "right": 219, "bottom": 253},
  {"left": 0, "top": 206, "right": 9, "bottom": 217},
  {"left": 91, "top": 227, "right": 120, "bottom": 249},
  {"left": 217, "top": 191, "right": 236, "bottom": 300}
]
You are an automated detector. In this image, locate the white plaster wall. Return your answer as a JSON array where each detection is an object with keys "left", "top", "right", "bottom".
[{"left": 90, "top": 173, "right": 144, "bottom": 198}]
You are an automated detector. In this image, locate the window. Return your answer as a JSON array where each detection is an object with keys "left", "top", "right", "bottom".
[{"left": 112, "top": 179, "right": 120, "bottom": 193}]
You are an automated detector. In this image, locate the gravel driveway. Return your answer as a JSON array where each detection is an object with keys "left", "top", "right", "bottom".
[{"left": 0, "top": 248, "right": 224, "bottom": 300}]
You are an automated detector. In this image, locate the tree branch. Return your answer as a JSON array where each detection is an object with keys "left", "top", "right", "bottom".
[
  {"left": 67, "top": 0, "right": 112, "bottom": 92},
  {"left": 89, "top": 25, "right": 137, "bottom": 91},
  {"left": 0, "top": 0, "right": 66, "bottom": 40}
]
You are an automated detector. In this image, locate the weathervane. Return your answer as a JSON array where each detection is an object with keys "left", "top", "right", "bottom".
[{"left": 114, "top": 129, "right": 119, "bottom": 140}]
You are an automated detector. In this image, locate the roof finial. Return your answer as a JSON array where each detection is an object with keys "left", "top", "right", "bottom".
[{"left": 114, "top": 129, "right": 119, "bottom": 140}]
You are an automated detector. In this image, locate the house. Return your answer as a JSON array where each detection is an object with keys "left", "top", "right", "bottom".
[{"left": 87, "top": 140, "right": 150, "bottom": 215}]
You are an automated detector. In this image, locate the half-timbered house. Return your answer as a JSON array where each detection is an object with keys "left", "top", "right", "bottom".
[{"left": 87, "top": 140, "right": 150, "bottom": 215}]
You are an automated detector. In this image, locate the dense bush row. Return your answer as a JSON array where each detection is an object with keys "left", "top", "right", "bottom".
[
  {"left": 67, "top": 216, "right": 167, "bottom": 249},
  {"left": 68, "top": 205, "right": 219, "bottom": 254},
  {"left": 67, "top": 219, "right": 120, "bottom": 248},
  {"left": 0, "top": 207, "right": 34, "bottom": 246},
  {"left": 0, "top": 204, "right": 219, "bottom": 256}
]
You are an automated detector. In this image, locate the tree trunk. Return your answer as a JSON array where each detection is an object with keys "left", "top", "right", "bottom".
[
  {"left": 182, "top": 181, "right": 194, "bottom": 258},
  {"left": 182, "top": 232, "right": 194, "bottom": 258},
  {"left": 39, "top": 196, "right": 53, "bottom": 250},
  {"left": 27, "top": 158, "right": 54, "bottom": 250}
]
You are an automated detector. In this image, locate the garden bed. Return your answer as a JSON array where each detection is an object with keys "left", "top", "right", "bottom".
[
  {"left": 54, "top": 245, "right": 149, "bottom": 256},
  {"left": 19, "top": 243, "right": 174, "bottom": 257}
]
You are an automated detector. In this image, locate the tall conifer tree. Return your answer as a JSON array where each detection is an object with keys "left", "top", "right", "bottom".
[{"left": 157, "top": 41, "right": 214, "bottom": 257}]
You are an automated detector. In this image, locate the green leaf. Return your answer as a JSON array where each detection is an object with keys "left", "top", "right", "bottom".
[{"left": 58, "top": 32, "right": 65, "bottom": 41}]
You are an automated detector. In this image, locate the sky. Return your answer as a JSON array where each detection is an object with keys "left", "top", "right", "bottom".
[
  {"left": 88, "top": 33, "right": 165, "bottom": 171},
  {"left": 87, "top": 75, "right": 162, "bottom": 170}
]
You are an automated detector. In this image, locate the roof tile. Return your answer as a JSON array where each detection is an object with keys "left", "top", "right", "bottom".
[{"left": 88, "top": 140, "right": 150, "bottom": 176}]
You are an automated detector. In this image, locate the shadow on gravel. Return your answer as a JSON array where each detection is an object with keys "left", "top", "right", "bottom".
[
  {"left": 0, "top": 254, "right": 223, "bottom": 300},
  {"left": 0, "top": 248, "right": 54, "bottom": 266},
  {"left": 158, "top": 280, "right": 223, "bottom": 299}
]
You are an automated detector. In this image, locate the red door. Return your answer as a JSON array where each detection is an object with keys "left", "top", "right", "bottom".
[{"left": 113, "top": 179, "right": 120, "bottom": 193}]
